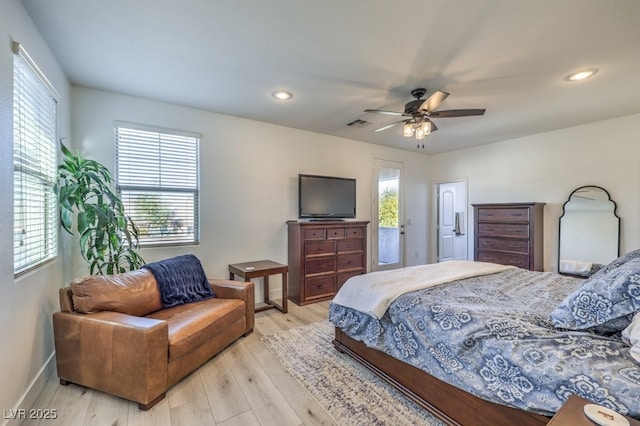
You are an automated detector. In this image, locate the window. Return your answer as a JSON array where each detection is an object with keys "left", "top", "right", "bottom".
[
  {"left": 115, "top": 122, "right": 200, "bottom": 246},
  {"left": 13, "top": 42, "right": 58, "bottom": 275}
]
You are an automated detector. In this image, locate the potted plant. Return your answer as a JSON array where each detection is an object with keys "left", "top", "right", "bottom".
[{"left": 54, "top": 142, "right": 144, "bottom": 274}]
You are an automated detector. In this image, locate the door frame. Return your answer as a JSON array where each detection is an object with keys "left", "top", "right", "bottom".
[
  {"left": 371, "top": 159, "right": 405, "bottom": 271},
  {"left": 432, "top": 178, "right": 468, "bottom": 263}
]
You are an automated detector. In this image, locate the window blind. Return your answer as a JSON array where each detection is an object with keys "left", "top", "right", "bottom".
[
  {"left": 115, "top": 123, "right": 200, "bottom": 246},
  {"left": 13, "top": 42, "right": 58, "bottom": 275}
]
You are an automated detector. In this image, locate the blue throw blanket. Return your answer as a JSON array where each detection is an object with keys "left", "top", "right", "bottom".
[{"left": 144, "top": 254, "right": 215, "bottom": 308}]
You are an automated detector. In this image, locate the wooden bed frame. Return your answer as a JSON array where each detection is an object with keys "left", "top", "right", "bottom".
[{"left": 333, "top": 328, "right": 549, "bottom": 426}]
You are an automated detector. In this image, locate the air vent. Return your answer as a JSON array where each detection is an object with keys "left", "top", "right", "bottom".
[{"left": 346, "top": 119, "right": 370, "bottom": 128}]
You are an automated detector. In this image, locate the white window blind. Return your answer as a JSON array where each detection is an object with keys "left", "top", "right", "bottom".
[
  {"left": 115, "top": 123, "right": 200, "bottom": 246},
  {"left": 13, "top": 42, "right": 58, "bottom": 275}
]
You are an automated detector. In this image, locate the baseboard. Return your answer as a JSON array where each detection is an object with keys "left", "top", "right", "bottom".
[{"left": 2, "top": 352, "right": 56, "bottom": 426}]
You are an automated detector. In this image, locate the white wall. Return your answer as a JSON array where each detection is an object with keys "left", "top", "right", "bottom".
[
  {"left": 70, "top": 87, "right": 432, "bottom": 300},
  {"left": 428, "top": 113, "right": 640, "bottom": 271},
  {"left": 0, "top": 1, "right": 71, "bottom": 423}
]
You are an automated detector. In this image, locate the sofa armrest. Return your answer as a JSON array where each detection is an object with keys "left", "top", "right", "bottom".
[
  {"left": 209, "top": 278, "right": 253, "bottom": 301},
  {"left": 53, "top": 310, "right": 168, "bottom": 406},
  {"left": 209, "top": 279, "right": 255, "bottom": 333}
]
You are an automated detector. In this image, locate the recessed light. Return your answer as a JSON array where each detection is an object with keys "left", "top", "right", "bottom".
[
  {"left": 272, "top": 90, "right": 292, "bottom": 100},
  {"left": 566, "top": 68, "right": 598, "bottom": 82}
]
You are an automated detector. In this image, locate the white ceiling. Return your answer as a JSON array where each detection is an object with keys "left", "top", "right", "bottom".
[{"left": 20, "top": 0, "right": 640, "bottom": 154}]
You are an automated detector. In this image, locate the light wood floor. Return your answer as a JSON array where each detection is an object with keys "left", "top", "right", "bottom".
[{"left": 23, "top": 301, "right": 337, "bottom": 426}]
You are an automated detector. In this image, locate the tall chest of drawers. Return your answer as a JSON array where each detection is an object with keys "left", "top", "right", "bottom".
[
  {"left": 287, "top": 220, "right": 369, "bottom": 305},
  {"left": 473, "top": 203, "right": 545, "bottom": 271}
]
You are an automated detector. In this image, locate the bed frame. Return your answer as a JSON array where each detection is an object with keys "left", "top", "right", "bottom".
[{"left": 333, "top": 328, "right": 549, "bottom": 426}]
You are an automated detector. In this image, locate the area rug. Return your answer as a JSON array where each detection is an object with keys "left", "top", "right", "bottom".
[{"left": 261, "top": 320, "right": 445, "bottom": 426}]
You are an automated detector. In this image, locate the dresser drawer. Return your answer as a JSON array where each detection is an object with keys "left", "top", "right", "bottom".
[
  {"left": 477, "top": 250, "right": 529, "bottom": 268},
  {"left": 477, "top": 237, "right": 529, "bottom": 254},
  {"left": 337, "top": 238, "right": 363, "bottom": 252},
  {"left": 337, "top": 253, "right": 363, "bottom": 271},
  {"left": 305, "top": 240, "right": 335, "bottom": 256},
  {"left": 305, "top": 276, "right": 335, "bottom": 298},
  {"left": 327, "top": 227, "right": 346, "bottom": 239},
  {"left": 346, "top": 227, "right": 364, "bottom": 238},
  {"left": 477, "top": 223, "right": 529, "bottom": 238},
  {"left": 337, "top": 271, "right": 363, "bottom": 290},
  {"left": 304, "top": 228, "right": 326, "bottom": 240},
  {"left": 305, "top": 257, "right": 336, "bottom": 275},
  {"left": 477, "top": 207, "right": 530, "bottom": 222}
]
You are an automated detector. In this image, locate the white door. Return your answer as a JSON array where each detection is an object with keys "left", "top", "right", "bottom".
[
  {"left": 372, "top": 160, "right": 404, "bottom": 271},
  {"left": 437, "top": 181, "right": 467, "bottom": 262}
]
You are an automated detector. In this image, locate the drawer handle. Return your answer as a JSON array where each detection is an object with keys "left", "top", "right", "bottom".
[
  {"left": 510, "top": 213, "right": 524, "bottom": 217},
  {"left": 509, "top": 260, "right": 522, "bottom": 264},
  {"left": 482, "top": 256, "right": 494, "bottom": 261}
]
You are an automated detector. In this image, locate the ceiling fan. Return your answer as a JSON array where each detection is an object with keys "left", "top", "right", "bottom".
[{"left": 365, "top": 88, "right": 486, "bottom": 148}]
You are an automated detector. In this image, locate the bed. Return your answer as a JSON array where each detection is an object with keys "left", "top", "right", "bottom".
[{"left": 329, "top": 258, "right": 640, "bottom": 425}]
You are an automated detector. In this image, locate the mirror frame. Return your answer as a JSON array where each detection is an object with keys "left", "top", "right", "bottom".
[{"left": 558, "top": 185, "right": 620, "bottom": 277}]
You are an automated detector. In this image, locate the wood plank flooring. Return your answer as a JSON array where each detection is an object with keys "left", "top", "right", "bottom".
[{"left": 23, "top": 301, "right": 336, "bottom": 426}]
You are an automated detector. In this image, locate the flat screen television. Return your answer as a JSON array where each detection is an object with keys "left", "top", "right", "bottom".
[{"left": 298, "top": 174, "right": 356, "bottom": 219}]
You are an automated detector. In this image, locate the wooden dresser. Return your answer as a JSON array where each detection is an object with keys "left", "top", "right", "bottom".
[
  {"left": 473, "top": 203, "right": 545, "bottom": 271},
  {"left": 287, "top": 220, "right": 368, "bottom": 305}
]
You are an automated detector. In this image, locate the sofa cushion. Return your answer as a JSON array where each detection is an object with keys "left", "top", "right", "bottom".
[
  {"left": 146, "top": 297, "right": 245, "bottom": 361},
  {"left": 71, "top": 269, "right": 163, "bottom": 316}
]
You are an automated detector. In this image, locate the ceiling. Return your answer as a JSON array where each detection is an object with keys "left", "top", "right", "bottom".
[{"left": 19, "top": 0, "right": 640, "bottom": 154}]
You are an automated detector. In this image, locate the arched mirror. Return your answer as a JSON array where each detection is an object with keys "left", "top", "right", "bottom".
[{"left": 558, "top": 185, "right": 620, "bottom": 277}]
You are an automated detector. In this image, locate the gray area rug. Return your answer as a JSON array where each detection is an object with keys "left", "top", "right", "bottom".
[{"left": 261, "top": 320, "right": 444, "bottom": 426}]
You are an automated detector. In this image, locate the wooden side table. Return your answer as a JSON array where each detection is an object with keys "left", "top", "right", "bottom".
[
  {"left": 548, "top": 394, "right": 640, "bottom": 425},
  {"left": 229, "top": 260, "right": 288, "bottom": 314}
]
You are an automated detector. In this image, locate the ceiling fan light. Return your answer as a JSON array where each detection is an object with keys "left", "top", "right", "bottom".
[
  {"left": 415, "top": 125, "right": 426, "bottom": 139},
  {"left": 421, "top": 121, "right": 432, "bottom": 135},
  {"left": 403, "top": 122, "right": 414, "bottom": 137}
]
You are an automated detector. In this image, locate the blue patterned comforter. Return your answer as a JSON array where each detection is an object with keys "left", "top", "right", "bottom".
[{"left": 329, "top": 268, "right": 640, "bottom": 418}]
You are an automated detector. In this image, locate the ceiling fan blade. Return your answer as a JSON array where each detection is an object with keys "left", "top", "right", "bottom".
[
  {"left": 429, "top": 109, "right": 486, "bottom": 118},
  {"left": 418, "top": 90, "right": 449, "bottom": 113},
  {"left": 364, "top": 108, "right": 407, "bottom": 116},
  {"left": 373, "top": 120, "right": 404, "bottom": 132}
]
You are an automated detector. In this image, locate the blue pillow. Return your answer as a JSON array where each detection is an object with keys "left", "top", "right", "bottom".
[
  {"left": 550, "top": 257, "right": 640, "bottom": 331},
  {"left": 588, "top": 248, "right": 640, "bottom": 280}
]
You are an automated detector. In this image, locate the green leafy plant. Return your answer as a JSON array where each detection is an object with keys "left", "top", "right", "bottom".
[
  {"left": 54, "top": 142, "right": 144, "bottom": 274},
  {"left": 379, "top": 188, "right": 398, "bottom": 227}
]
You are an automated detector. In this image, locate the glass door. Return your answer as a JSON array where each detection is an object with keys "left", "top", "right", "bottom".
[{"left": 372, "top": 160, "right": 404, "bottom": 271}]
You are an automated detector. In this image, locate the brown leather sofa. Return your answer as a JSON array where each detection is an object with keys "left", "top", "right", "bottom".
[{"left": 53, "top": 269, "right": 254, "bottom": 409}]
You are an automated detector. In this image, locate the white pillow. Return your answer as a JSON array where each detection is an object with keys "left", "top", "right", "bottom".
[{"left": 621, "top": 312, "right": 640, "bottom": 363}]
